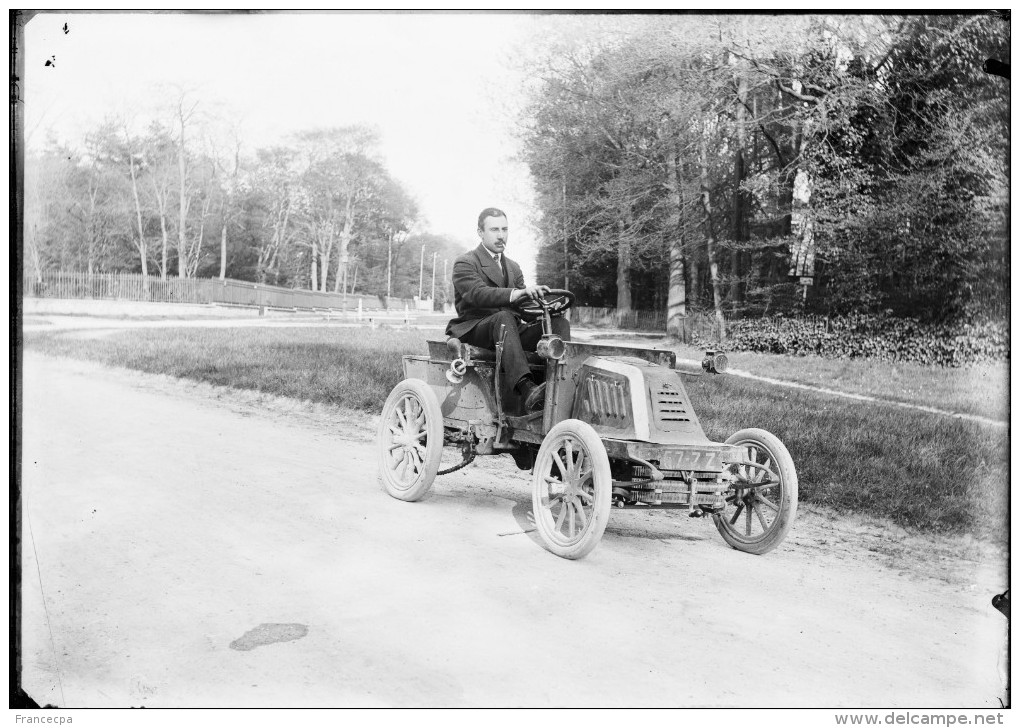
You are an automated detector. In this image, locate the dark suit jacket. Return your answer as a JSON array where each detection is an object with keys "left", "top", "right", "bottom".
[{"left": 445, "top": 244, "right": 526, "bottom": 338}]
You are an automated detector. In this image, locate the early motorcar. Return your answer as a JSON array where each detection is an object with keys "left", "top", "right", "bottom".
[{"left": 377, "top": 290, "right": 797, "bottom": 559}]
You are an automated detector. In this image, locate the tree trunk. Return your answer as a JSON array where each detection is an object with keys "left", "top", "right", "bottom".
[
  {"left": 26, "top": 221, "right": 43, "bottom": 284},
  {"left": 562, "top": 177, "right": 569, "bottom": 290},
  {"left": 86, "top": 220, "right": 95, "bottom": 276},
  {"left": 701, "top": 135, "right": 726, "bottom": 341},
  {"left": 128, "top": 154, "right": 149, "bottom": 284},
  {"left": 158, "top": 209, "right": 169, "bottom": 280},
  {"left": 318, "top": 220, "right": 334, "bottom": 292},
  {"left": 615, "top": 218, "right": 632, "bottom": 313},
  {"left": 218, "top": 195, "right": 228, "bottom": 281},
  {"left": 310, "top": 250, "right": 318, "bottom": 291},
  {"left": 150, "top": 175, "right": 170, "bottom": 280},
  {"left": 689, "top": 144, "right": 703, "bottom": 310},
  {"left": 666, "top": 242, "right": 687, "bottom": 340},
  {"left": 177, "top": 174, "right": 188, "bottom": 277},
  {"left": 176, "top": 103, "right": 191, "bottom": 278},
  {"left": 188, "top": 196, "right": 210, "bottom": 278},
  {"left": 730, "top": 71, "right": 748, "bottom": 307},
  {"left": 219, "top": 223, "right": 227, "bottom": 280},
  {"left": 690, "top": 255, "right": 701, "bottom": 309},
  {"left": 334, "top": 196, "right": 355, "bottom": 294},
  {"left": 259, "top": 197, "right": 290, "bottom": 285},
  {"left": 221, "top": 135, "right": 240, "bottom": 282},
  {"left": 665, "top": 150, "right": 688, "bottom": 341},
  {"left": 86, "top": 187, "right": 98, "bottom": 278}
]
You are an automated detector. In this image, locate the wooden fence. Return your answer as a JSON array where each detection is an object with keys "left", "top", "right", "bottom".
[
  {"left": 23, "top": 271, "right": 201, "bottom": 304},
  {"left": 571, "top": 306, "right": 666, "bottom": 331},
  {"left": 23, "top": 271, "right": 712, "bottom": 332},
  {"left": 570, "top": 307, "right": 722, "bottom": 336},
  {"left": 21, "top": 271, "right": 424, "bottom": 311}
]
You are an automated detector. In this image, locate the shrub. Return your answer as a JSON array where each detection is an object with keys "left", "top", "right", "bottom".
[{"left": 692, "top": 314, "right": 1009, "bottom": 367}]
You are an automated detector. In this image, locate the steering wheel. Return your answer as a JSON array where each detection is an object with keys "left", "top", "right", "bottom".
[{"left": 512, "top": 288, "right": 575, "bottom": 323}]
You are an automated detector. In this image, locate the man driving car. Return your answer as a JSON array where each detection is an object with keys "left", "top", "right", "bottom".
[{"left": 445, "top": 207, "right": 571, "bottom": 412}]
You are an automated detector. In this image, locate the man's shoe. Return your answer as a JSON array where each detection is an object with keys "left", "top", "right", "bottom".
[{"left": 524, "top": 382, "right": 546, "bottom": 412}]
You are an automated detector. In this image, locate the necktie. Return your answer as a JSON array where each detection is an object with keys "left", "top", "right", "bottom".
[{"left": 494, "top": 254, "right": 506, "bottom": 285}]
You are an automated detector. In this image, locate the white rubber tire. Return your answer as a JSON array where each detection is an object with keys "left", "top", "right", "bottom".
[
  {"left": 531, "top": 419, "right": 612, "bottom": 559},
  {"left": 377, "top": 378, "right": 444, "bottom": 502},
  {"left": 714, "top": 428, "right": 798, "bottom": 555}
]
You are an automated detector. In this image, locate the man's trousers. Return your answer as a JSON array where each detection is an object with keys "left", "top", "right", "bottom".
[{"left": 457, "top": 310, "right": 571, "bottom": 390}]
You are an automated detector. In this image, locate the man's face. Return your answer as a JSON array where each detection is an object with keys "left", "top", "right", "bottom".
[{"left": 478, "top": 215, "right": 508, "bottom": 255}]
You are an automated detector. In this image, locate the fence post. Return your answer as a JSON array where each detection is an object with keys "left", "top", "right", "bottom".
[{"left": 404, "top": 303, "right": 409, "bottom": 326}]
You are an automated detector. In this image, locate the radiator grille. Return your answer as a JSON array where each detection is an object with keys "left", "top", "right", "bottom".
[
  {"left": 652, "top": 382, "right": 690, "bottom": 423},
  {"left": 585, "top": 376, "right": 627, "bottom": 421}
]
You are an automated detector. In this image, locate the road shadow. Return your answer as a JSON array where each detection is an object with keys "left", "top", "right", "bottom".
[{"left": 507, "top": 493, "right": 706, "bottom": 547}]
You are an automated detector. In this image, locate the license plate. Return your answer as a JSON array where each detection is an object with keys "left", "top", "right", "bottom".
[{"left": 658, "top": 448, "right": 725, "bottom": 472}]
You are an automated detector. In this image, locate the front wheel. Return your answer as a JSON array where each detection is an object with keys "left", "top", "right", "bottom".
[
  {"left": 377, "top": 379, "right": 444, "bottom": 501},
  {"left": 714, "top": 428, "right": 798, "bottom": 555},
  {"left": 531, "top": 419, "right": 612, "bottom": 559}
]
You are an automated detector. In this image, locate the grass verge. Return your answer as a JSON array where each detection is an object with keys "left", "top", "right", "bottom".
[
  {"left": 24, "top": 325, "right": 1008, "bottom": 543},
  {"left": 24, "top": 325, "right": 425, "bottom": 412},
  {"left": 664, "top": 341, "right": 1008, "bottom": 423},
  {"left": 682, "top": 373, "right": 1007, "bottom": 543}
]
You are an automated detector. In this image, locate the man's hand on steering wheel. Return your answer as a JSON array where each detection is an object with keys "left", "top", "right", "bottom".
[
  {"left": 510, "top": 285, "right": 551, "bottom": 303},
  {"left": 510, "top": 287, "right": 575, "bottom": 323}
]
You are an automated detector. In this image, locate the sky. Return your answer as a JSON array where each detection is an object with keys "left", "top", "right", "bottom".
[{"left": 22, "top": 10, "right": 578, "bottom": 280}]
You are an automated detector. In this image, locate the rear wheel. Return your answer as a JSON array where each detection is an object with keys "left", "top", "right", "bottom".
[
  {"left": 531, "top": 419, "right": 612, "bottom": 559},
  {"left": 714, "top": 428, "right": 798, "bottom": 555},
  {"left": 377, "top": 379, "right": 444, "bottom": 501}
]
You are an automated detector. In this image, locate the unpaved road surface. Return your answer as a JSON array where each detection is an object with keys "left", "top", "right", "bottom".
[{"left": 19, "top": 353, "right": 1008, "bottom": 708}]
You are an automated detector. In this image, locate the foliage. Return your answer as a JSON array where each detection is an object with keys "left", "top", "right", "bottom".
[
  {"left": 519, "top": 13, "right": 1010, "bottom": 325},
  {"left": 692, "top": 313, "right": 1009, "bottom": 367},
  {"left": 24, "top": 94, "right": 467, "bottom": 298},
  {"left": 804, "top": 15, "right": 1010, "bottom": 322}
]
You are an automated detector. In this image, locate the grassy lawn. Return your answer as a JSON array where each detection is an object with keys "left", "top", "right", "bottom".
[
  {"left": 683, "top": 373, "right": 1007, "bottom": 543},
  {"left": 24, "top": 325, "right": 423, "bottom": 412},
  {"left": 667, "top": 341, "right": 1008, "bottom": 423},
  {"left": 24, "top": 325, "right": 1008, "bottom": 543}
]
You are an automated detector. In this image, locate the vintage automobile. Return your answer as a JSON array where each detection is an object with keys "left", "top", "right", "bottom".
[{"left": 376, "top": 290, "right": 797, "bottom": 559}]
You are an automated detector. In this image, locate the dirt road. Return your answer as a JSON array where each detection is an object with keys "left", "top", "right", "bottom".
[{"left": 18, "top": 353, "right": 1008, "bottom": 708}]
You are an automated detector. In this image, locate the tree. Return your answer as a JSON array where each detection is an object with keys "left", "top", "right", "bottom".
[
  {"left": 520, "top": 13, "right": 1009, "bottom": 328},
  {"left": 66, "top": 123, "right": 130, "bottom": 275},
  {"left": 24, "top": 143, "right": 75, "bottom": 284},
  {"left": 242, "top": 145, "right": 300, "bottom": 285},
  {"left": 120, "top": 121, "right": 151, "bottom": 282},
  {"left": 143, "top": 122, "right": 178, "bottom": 280},
  {"left": 211, "top": 125, "right": 243, "bottom": 281}
]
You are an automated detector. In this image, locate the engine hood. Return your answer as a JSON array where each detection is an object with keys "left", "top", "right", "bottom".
[{"left": 570, "top": 356, "right": 712, "bottom": 445}]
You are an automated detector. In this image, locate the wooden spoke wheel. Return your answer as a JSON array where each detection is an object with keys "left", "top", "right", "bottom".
[
  {"left": 531, "top": 419, "right": 612, "bottom": 559},
  {"left": 377, "top": 379, "right": 444, "bottom": 502},
  {"left": 714, "top": 428, "right": 798, "bottom": 555}
]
